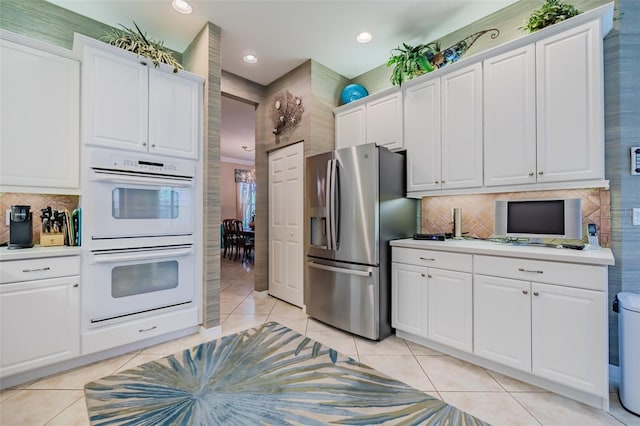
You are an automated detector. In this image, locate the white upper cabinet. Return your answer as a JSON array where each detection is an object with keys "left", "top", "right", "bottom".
[
  {"left": 82, "top": 46, "right": 149, "bottom": 152},
  {"left": 536, "top": 20, "right": 603, "bottom": 183},
  {"left": 483, "top": 44, "right": 537, "bottom": 187},
  {"left": 148, "top": 68, "right": 201, "bottom": 159},
  {"left": 404, "top": 77, "right": 441, "bottom": 192},
  {"left": 366, "top": 91, "right": 403, "bottom": 151},
  {"left": 441, "top": 62, "right": 483, "bottom": 190},
  {"left": 335, "top": 90, "right": 402, "bottom": 151},
  {"left": 81, "top": 40, "right": 203, "bottom": 159},
  {"left": 335, "top": 105, "right": 365, "bottom": 149},
  {"left": 404, "top": 62, "right": 483, "bottom": 193},
  {"left": 0, "top": 35, "right": 80, "bottom": 193}
]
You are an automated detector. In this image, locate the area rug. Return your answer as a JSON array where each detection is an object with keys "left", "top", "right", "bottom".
[{"left": 84, "top": 321, "right": 487, "bottom": 425}]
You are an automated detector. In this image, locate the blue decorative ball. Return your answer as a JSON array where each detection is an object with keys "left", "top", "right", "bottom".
[{"left": 340, "top": 84, "right": 368, "bottom": 104}]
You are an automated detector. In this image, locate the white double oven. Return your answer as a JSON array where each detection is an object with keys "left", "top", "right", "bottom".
[{"left": 82, "top": 147, "right": 198, "bottom": 327}]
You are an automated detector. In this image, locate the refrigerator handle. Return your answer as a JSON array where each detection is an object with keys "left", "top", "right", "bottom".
[
  {"left": 325, "top": 159, "right": 333, "bottom": 250},
  {"left": 329, "top": 158, "right": 338, "bottom": 251},
  {"left": 307, "top": 261, "right": 372, "bottom": 277}
]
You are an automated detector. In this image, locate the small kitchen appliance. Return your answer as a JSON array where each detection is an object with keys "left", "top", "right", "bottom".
[{"left": 8, "top": 205, "right": 34, "bottom": 249}]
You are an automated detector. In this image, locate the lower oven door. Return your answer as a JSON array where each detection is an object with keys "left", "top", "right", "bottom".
[{"left": 87, "top": 244, "right": 195, "bottom": 324}]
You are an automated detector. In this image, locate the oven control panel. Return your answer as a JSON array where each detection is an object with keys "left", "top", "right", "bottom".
[
  {"left": 117, "top": 158, "right": 179, "bottom": 173},
  {"left": 88, "top": 148, "right": 196, "bottom": 177}
]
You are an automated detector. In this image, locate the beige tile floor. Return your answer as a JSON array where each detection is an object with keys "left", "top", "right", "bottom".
[{"left": 1, "top": 255, "right": 638, "bottom": 425}]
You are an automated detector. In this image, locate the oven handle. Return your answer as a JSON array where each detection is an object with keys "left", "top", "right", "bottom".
[
  {"left": 91, "top": 169, "right": 194, "bottom": 188},
  {"left": 91, "top": 247, "right": 193, "bottom": 263}
]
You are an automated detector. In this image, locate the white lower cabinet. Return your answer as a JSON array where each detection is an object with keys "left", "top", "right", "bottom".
[
  {"left": 392, "top": 243, "right": 611, "bottom": 408},
  {"left": 473, "top": 274, "right": 531, "bottom": 371},
  {"left": 0, "top": 255, "right": 80, "bottom": 378},
  {"left": 530, "top": 282, "right": 606, "bottom": 394},
  {"left": 391, "top": 248, "right": 472, "bottom": 352}
]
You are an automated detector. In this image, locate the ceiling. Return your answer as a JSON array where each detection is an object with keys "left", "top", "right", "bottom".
[{"left": 46, "top": 0, "right": 518, "bottom": 163}]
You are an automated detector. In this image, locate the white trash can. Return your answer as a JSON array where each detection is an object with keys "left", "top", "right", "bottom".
[{"left": 617, "top": 292, "right": 640, "bottom": 415}]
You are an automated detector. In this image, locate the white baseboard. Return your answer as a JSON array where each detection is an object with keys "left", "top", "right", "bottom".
[{"left": 199, "top": 325, "right": 222, "bottom": 339}]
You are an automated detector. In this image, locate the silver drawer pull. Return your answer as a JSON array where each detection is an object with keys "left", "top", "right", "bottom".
[
  {"left": 22, "top": 267, "right": 51, "bottom": 273},
  {"left": 139, "top": 326, "right": 157, "bottom": 333},
  {"left": 419, "top": 257, "right": 436, "bottom": 261},
  {"left": 518, "top": 268, "right": 543, "bottom": 274}
]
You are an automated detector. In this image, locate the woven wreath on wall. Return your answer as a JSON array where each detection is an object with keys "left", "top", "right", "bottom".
[{"left": 271, "top": 91, "right": 304, "bottom": 135}]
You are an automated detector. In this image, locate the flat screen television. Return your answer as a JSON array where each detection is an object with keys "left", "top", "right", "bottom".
[{"left": 494, "top": 198, "right": 582, "bottom": 242}]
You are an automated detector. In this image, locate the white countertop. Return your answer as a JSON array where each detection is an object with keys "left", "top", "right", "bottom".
[
  {"left": 0, "top": 245, "right": 81, "bottom": 261},
  {"left": 390, "top": 238, "right": 615, "bottom": 266}
]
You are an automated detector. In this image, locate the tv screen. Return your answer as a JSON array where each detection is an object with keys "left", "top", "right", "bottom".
[
  {"left": 494, "top": 198, "right": 582, "bottom": 240},
  {"left": 507, "top": 200, "right": 565, "bottom": 235}
]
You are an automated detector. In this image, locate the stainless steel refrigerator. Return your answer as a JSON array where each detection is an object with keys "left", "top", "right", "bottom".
[{"left": 305, "top": 143, "right": 417, "bottom": 340}]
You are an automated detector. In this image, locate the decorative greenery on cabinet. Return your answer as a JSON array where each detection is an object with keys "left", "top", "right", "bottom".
[{"left": 521, "top": 0, "right": 581, "bottom": 33}]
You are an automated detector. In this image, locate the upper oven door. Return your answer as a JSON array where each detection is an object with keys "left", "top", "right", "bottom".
[{"left": 86, "top": 168, "right": 194, "bottom": 239}]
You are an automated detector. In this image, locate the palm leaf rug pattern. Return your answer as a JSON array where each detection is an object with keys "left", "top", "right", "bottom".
[{"left": 85, "top": 321, "right": 488, "bottom": 425}]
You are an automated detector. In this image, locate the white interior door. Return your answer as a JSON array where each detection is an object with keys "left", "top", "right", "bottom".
[{"left": 268, "top": 142, "right": 304, "bottom": 307}]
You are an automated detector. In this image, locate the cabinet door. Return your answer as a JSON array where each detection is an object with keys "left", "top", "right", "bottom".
[
  {"left": 484, "top": 45, "right": 537, "bottom": 186},
  {"left": 474, "top": 274, "right": 531, "bottom": 371},
  {"left": 0, "top": 277, "right": 80, "bottom": 377},
  {"left": 148, "top": 68, "right": 202, "bottom": 159},
  {"left": 391, "top": 262, "right": 428, "bottom": 337},
  {"left": 536, "top": 20, "right": 603, "bottom": 183},
  {"left": 335, "top": 105, "right": 365, "bottom": 149},
  {"left": 366, "top": 91, "right": 403, "bottom": 150},
  {"left": 403, "top": 78, "right": 442, "bottom": 191},
  {"left": 0, "top": 39, "right": 79, "bottom": 191},
  {"left": 441, "top": 62, "right": 483, "bottom": 190},
  {"left": 82, "top": 46, "right": 149, "bottom": 152},
  {"left": 531, "top": 282, "right": 606, "bottom": 395},
  {"left": 427, "top": 268, "right": 472, "bottom": 352}
]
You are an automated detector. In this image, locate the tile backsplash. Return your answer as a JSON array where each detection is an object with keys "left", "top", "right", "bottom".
[
  {"left": 421, "top": 188, "right": 610, "bottom": 247},
  {"left": 0, "top": 193, "right": 79, "bottom": 244}
]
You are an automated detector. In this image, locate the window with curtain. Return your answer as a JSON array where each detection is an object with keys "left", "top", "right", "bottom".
[{"left": 235, "top": 169, "right": 256, "bottom": 229}]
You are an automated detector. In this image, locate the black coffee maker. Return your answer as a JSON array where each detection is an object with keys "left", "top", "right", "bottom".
[{"left": 8, "top": 205, "right": 34, "bottom": 249}]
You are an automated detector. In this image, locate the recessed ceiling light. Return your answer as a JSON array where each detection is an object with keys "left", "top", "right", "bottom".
[
  {"left": 171, "top": 0, "right": 192, "bottom": 14},
  {"left": 243, "top": 54, "right": 258, "bottom": 64},
  {"left": 356, "top": 32, "right": 372, "bottom": 43}
]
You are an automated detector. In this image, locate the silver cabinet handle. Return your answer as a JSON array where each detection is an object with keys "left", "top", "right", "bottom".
[
  {"left": 522, "top": 289, "right": 528, "bottom": 295},
  {"left": 139, "top": 326, "right": 157, "bottom": 333},
  {"left": 22, "top": 267, "right": 51, "bottom": 273},
  {"left": 518, "top": 268, "right": 543, "bottom": 274},
  {"left": 420, "top": 257, "right": 436, "bottom": 261},
  {"left": 533, "top": 291, "right": 540, "bottom": 296}
]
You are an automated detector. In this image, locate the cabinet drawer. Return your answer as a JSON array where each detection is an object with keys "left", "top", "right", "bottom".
[
  {"left": 474, "top": 255, "right": 606, "bottom": 291},
  {"left": 82, "top": 306, "right": 199, "bottom": 355},
  {"left": 392, "top": 248, "right": 472, "bottom": 273},
  {"left": 0, "top": 256, "right": 80, "bottom": 284}
]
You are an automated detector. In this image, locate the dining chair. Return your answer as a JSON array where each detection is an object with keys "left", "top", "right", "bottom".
[
  {"left": 232, "top": 219, "right": 254, "bottom": 263},
  {"left": 222, "top": 219, "right": 237, "bottom": 259}
]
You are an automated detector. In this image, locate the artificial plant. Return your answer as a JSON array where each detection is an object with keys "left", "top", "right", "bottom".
[
  {"left": 521, "top": 0, "right": 581, "bottom": 33},
  {"left": 101, "top": 22, "right": 183, "bottom": 73}
]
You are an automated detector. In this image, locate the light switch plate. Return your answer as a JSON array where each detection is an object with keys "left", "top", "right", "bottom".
[
  {"left": 633, "top": 208, "right": 640, "bottom": 226},
  {"left": 5, "top": 210, "right": 10, "bottom": 226}
]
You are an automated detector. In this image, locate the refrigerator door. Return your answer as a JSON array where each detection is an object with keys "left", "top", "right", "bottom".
[
  {"left": 305, "top": 258, "right": 380, "bottom": 340},
  {"left": 333, "top": 143, "right": 379, "bottom": 265},
  {"left": 306, "top": 151, "right": 333, "bottom": 259}
]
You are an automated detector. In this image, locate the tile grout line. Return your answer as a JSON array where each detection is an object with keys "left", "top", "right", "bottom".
[{"left": 43, "top": 393, "right": 85, "bottom": 426}]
